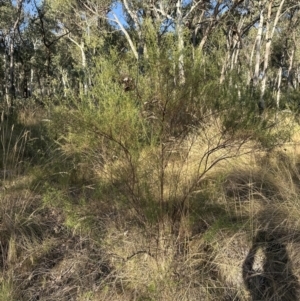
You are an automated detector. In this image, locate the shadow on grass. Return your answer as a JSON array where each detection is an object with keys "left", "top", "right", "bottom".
[{"left": 243, "top": 218, "right": 300, "bottom": 300}]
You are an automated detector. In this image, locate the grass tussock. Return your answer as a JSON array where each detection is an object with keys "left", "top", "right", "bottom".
[{"left": 1, "top": 103, "right": 300, "bottom": 301}]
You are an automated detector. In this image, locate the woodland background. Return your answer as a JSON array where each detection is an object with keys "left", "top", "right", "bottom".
[{"left": 1, "top": 0, "right": 300, "bottom": 300}]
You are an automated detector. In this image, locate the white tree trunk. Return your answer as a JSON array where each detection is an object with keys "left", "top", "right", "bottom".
[
  {"left": 112, "top": 13, "right": 138, "bottom": 60},
  {"left": 253, "top": 4, "right": 264, "bottom": 89},
  {"left": 3, "top": 52, "right": 9, "bottom": 106},
  {"left": 287, "top": 30, "right": 296, "bottom": 90},
  {"left": 260, "top": 0, "right": 285, "bottom": 107},
  {"left": 30, "top": 67, "right": 34, "bottom": 96},
  {"left": 176, "top": 0, "right": 185, "bottom": 85},
  {"left": 68, "top": 36, "right": 88, "bottom": 95},
  {"left": 276, "top": 66, "right": 282, "bottom": 108},
  {"left": 9, "top": 0, "right": 23, "bottom": 105}
]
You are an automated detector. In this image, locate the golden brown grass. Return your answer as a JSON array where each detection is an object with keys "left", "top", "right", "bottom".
[{"left": 1, "top": 108, "right": 300, "bottom": 300}]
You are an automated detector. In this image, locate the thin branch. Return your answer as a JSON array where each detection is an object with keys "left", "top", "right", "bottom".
[
  {"left": 111, "top": 13, "right": 138, "bottom": 60},
  {"left": 183, "top": 0, "right": 203, "bottom": 21},
  {"left": 123, "top": 0, "right": 140, "bottom": 30}
]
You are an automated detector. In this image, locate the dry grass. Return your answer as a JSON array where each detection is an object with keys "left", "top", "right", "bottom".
[{"left": 1, "top": 109, "right": 300, "bottom": 300}]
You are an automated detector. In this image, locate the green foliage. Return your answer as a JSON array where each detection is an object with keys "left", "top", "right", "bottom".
[
  {"left": 2, "top": 2, "right": 300, "bottom": 300},
  {"left": 203, "top": 216, "right": 246, "bottom": 243},
  {"left": 42, "top": 184, "right": 67, "bottom": 207},
  {"left": 0, "top": 280, "right": 16, "bottom": 301},
  {"left": 280, "top": 89, "right": 300, "bottom": 112},
  {"left": 0, "top": 114, "right": 30, "bottom": 181},
  {"left": 45, "top": 18, "right": 293, "bottom": 231}
]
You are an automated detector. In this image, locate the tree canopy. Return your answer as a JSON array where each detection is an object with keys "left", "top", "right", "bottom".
[{"left": 0, "top": 0, "right": 299, "bottom": 110}]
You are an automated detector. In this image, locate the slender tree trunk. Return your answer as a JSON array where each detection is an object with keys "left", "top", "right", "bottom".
[
  {"left": 252, "top": 2, "right": 265, "bottom": 113},
  {"left": 3, "top": 52, "right": 9, "bottom": 106},
  {"left": 112, "top": 14, "right": 138, "bottom": 60},
  {"left": 60, "top": 68, "right": 68, "bottom": 97},
  {"left": 259, "top": 0, "right": 273, "bottom": 111},
  {"left": 192, "top": 10, "right": 205, "bottom": 49},
  {"left": 247, "top": 39, "right": 256, "bottom": 86},
  {"left": 220, "top": 35, "right": 231, "bottom": 84},
  {"left": 30, "top": 67, "right": 34, "bottom": 96},
  {"left": 260, "top": 0, "right": 285, "bottom": 111},
  {"left": 68, "top": 36, "right": 87, "bottom": 95},
  {"left": 253, "top": 4, "right": 264, "bottom": 89},
  {"left": 8, "top": 0, "right": 23, "bottom": 108},
  {"left": 9, "top": 38, "right": 16, "bottom": 101},
  {"left": 276, "top": 66, "right": 282, "bottom": 109},
  {"left": 81, "top": 42, "right": 87, "bottom": 95},
  {"left": 287, "top": 31, "right": 296, "bottom": 90},
  {"left": 176, "top": 0, "right": 185, "bottom": 85}
]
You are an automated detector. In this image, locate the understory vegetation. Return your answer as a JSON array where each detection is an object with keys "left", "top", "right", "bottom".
[
  {"left": 1, "top": 49, "right": 300, "bottom": 301},
  {"left": 2, "top": 1, "right": 300, "bottom": 300}
]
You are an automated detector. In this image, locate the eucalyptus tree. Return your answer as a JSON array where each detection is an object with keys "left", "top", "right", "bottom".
[
  {"left": 8, "top": 0, "right": 24, "bottom": 104},
  {"left": 108, "top": 0, "right": 208, "bottom": 85},
  {"left": 259, "top": 0, "right": 286, "bottom": 110},
  {"left": 0, "top": 0, "right": 66, "bottom": 102},
  {"left": 248, "top": 0, "right": 300, "bottom": 111},
  {"left": 215, "top": 0, "right": 300, "bottom": 111},
  {"left": 0, "top": 0, "right": 25, "bottom": 106},
  {"left": 45, "top": 0, "right": 112, "bottom": 96},
  {"left": 273, "top": 2, "right": 300, "bottom": 107},
  {"left": 68, "top": 1, "right": 258, "bottom": 89}
]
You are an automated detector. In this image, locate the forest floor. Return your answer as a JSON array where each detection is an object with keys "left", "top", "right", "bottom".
[{"left": 1, "top": 104, "right": 300, "bottom": 301}]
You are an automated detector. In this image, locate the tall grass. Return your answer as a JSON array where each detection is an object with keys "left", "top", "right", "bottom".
[
  {"left": 0, "top": 56, "right": 299, "bottom": 300},
  {"left": 1, "top": 101, "right": 300, "bottom": 300},
  {"left": 0, "top": 111, "right": 29, "bottom": 184}
]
